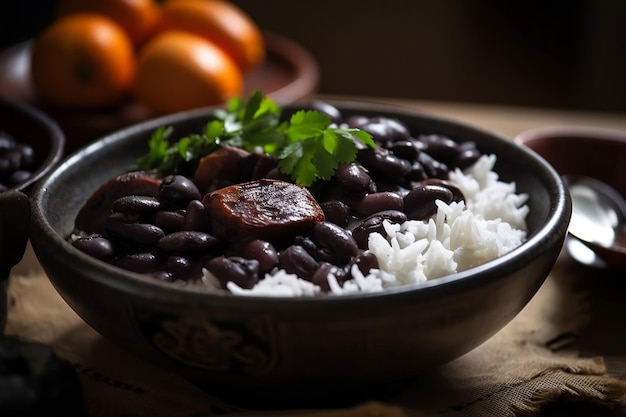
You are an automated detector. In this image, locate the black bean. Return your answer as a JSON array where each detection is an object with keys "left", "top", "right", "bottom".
[
  {"left": 167, "top": 255, "right": 194, "bottom": 277},
  {"left": 350, "top": 191, "right": 403, "bottom": 217},
  {"left": 111, "top": 195, "right": 163, "bottom": 215},
  {"left": 319, "top": 200, "right": 351, "bottom": 227},
  {"left": 349, "top": 116, "right": 411, "bottom": 143},
  {"left": 312, "top": 262, "right": 347, "bottom": 292},
  {"left": 418, "top": 134, "right": 460, "bottom": 164},
  {"left": 251, "top": 154, "right": 278, "bottom": 179},
  {"left": 0, "top": 130, "right": 15, "bottom": 152},
  {"left": 349, "top": 251, "right": 380, "bottom": 276},
  {"left": 302, "top": 100, "right": 343, "bottom": 124},
  {"left": 16, "top": 144, "right": 35, "bottom": 169},
  {"left": 152, "top": 210, "right": 185, "bottom": 233},
  {"left": 335, "top": 162, "right": 371, "bottom": 193},
  {"left": 115, "top": 252, "right": 162, "bottom": 273},
  {"left": 239, "top": 239, "right": 279, "bottom": 273},
  {"left": 420, "top": 178, "right": 465, "bottom": 203},
  {"left": 157, "top": 230, "right": 220, "bottom": 252},
  {"left": 71, "top": 234, "right": 116, "bottom": 260},
  {"left": 160, "top": 174, "right": 201, "bottom": 204},
  {"left": 403, "top": 184, "right": 454, "bottom": 220},
  {"left": 182, "top": 199, "right": 210, "bottom": 231},
  {"left": 278, "top": 245, "right": 320, "bottom": 281},
  {"left": 388, "top": 140, "right": 421, "bottom": 161},
  {"left": 0, "top": 149, "right": 21, "bottom": 177},
  {"left": 417, "top": 152, "right": 449, "bottom": 179},
  {"left": 105, "top": 217, "right": 165, "bottom": 246},
  {"left": 455, "top": 142, "right": 481, "bottom": 168},
  {"left": 205, "top": 256, "right": 260, "bottom": 289},
  {"left": 311, "top": 221, "right": 359, "bottom": 265},
  {"left": 152, "top": 271, "right": 175, "bottom": 282},
  {"left": 357, "top": 147, "right": 412, "bottom": 179},
  {"left": 351, "top": 210, "right": 407, "bottom": 249},
  {"left": 8, "top": 170, "right": 31, "bottom": 186}
]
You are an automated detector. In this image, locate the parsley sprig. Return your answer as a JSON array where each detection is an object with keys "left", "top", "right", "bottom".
[{"left": 136, "top": 91, "right": 375, "bottom": 187}]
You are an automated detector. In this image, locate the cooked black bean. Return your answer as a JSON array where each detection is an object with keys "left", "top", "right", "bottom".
[
  {"left": 417, "top": 152, "right": 449, "bottom": 179},
  {"left": 160, "top": 174, "right": 201, "bottom": 204},
  {"left": 167, "top": 255, "right": 194, "bottom": 277},
  {"left": 111, "top": 195, "right": 163, "bottom": 214},
  {"left": 16, "top": 144, "right": 35, "bottom": 169},
  {"left": 205, "top": 256, "right": 260, "bottom": 289},
  {"left": 319, "top": 200, "right": 351, "bottom": 226},
  {"left": 302, "top": 100, "right": 343, "bottom": 124},
  {"left": 0, "top": 149, "right": 20, "bottom": 177},
  {"left": 106, "top": 217, "right": 165, "bottom": 245},
  {"left": 349, "top": 116, "right": 411, "bottom": 143},
  {"left": 239, "top": 239, "right": 278, "bottom": 273},
  {"left": 152, "top": 210, "right": 185, "bottom": 233},
  {"left": 335, "top": 162, "right": 371, "bottom": 193},
  {"left": 357, "top": 147, "right": 412, "bottom": 179},
  {"left": 157, "top": 231, "right": 220, "bottom": 252},
  {"left": 420, "top": 178, "right": 465, "bottom": 203},
  {"left": 311, "top": 221, "right": 359, "bottom": 264},
  {"left": 182, "top": 200, "right": 210, "bottom": 231},
  {"left": 0, "top": 130, "right": 15, "bottom": 151},
  {"left": 388, "top": 140, "right": 422, "bottom": 161},
  {"left": 403, "top": 184, "right": 454, "bottom": 220},
  {"left": 8, "top": 170, "right": 32, "bottom": 186},
  {"left": 418, "top": 134, "right": 460, "bottom": 164},
  {"left": 407, "top": 160, "right": 427, "bottom": 181},
  {"left": 455, "top": 142, "right": 481, "bottom": 168},
  {"left": 350, "top": 191, "right": 403, "bottom": 217},
  {"left": 312, "top": 262, "right": 347, "bottom": 292},
  {"left": 350, "top": 251, "right": 380, "bottom": 275},
  {"left": 251, "top": 155, "right": 278, "bottom": 179},
  {"left": 116, "top": 252, "right": 162, "bottom": 273},
  {"left": 351, "top": 210, "right": 408, "bottom": 249},
  {"left": 71, "top": 235, "right": 116, "bottom": 260},
  {"left": 278, "top": 245, "right": 320, "bottom": 281},
  {"left": 152, "top": 271, "right": 175, "bottom": 282}
]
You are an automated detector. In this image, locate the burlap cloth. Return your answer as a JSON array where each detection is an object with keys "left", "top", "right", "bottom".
[{"left": 6, "top": 244, "right": 626, "bottom": 417}]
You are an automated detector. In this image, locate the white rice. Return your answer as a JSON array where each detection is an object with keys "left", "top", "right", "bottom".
[{"left": 203, "top": 154, "right": 529, "bottom": 297}]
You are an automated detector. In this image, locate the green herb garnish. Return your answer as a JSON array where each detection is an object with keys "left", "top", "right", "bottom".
[{"left": 136, "top": 91, "right": 375, "bottom": 187}]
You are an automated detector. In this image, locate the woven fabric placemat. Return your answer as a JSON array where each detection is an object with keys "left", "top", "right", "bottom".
[{"left": 6, "top": 247, "right": 626, "bottom": 417}]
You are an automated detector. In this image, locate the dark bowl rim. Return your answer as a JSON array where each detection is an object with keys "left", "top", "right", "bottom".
[
  {"left": 514, "top": 125, "right": 626, "bottom": 146},
  {"left": 30, "top": 99, "right": 571, "bottom": 310},
  {"left": 0, "top": 97, "right": 65, "bottom": 194}
]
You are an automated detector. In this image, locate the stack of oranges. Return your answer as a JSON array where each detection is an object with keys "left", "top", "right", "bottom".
[{"left": 29, "top": 0, "right": 265, "bottom": 115}]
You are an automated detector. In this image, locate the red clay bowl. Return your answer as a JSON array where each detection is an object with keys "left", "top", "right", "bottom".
[{"left": 29, "top": 100, "right": 570, "bottom": 406}]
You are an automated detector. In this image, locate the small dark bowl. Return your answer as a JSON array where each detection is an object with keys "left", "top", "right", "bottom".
[
  {"left": 0, "top": 97, "right": 65, "bottom": 331},
  {"left": 29, "top": 101, "right": 570, "bottom": 406},
  {"left": 515, "top": 126, "right": 626, "bottom": 270},
  {"left": 514, "top": 126, "right": 626, "bottom": 197}
]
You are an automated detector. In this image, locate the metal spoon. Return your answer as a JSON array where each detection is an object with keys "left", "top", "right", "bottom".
[{"left": 563, "top": 175, "right": 626, "bottom": 270}]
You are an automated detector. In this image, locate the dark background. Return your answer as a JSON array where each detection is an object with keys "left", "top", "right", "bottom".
[{"left": 2, "top": 0, "right": 626, "bottom": 113}]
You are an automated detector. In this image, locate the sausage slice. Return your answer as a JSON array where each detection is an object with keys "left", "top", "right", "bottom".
[{"left": 203, "top": 179, "right": 324, "bottom": 243}]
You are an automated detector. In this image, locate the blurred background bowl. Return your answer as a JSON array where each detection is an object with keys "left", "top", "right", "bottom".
[
  {"left": 514, "top": 126, "right": 626, "bottom": 197},
  {"left": 0, "top": 31, "right": 319, "bottom": 152},
  {"left": 29, "top": 100, "right": 569, "bottom": 406},
  {"left": 0, "top": 97, "right": 65, "bottom": 331}
]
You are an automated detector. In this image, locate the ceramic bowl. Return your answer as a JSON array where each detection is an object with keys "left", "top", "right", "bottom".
[
  {"left": 29, "top": 100, "right": 570, "bottom": 405},
  {"left": 514, "top": 126, "right": 626, "bottom": 270},
  {"left": 0, "top": 97, "right": 65, "bottom": 331}
]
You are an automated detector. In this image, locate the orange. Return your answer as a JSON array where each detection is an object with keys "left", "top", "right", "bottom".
[
  {"left": 56, "top": 0, "right": 162, "bottom": 47},
  {"left": 158, "top": 0, "right": 264, "bottom": 72},
  {"left": 30, "top": 13, "right": 136, "bottom": 109},
  {"left": 132, "top": 31, "right": 243, "bottom": 115}
]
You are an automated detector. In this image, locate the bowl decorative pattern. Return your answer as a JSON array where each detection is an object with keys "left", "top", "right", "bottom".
[{"left": 29, "top": 100, "right": 571, "bottom": 390}]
